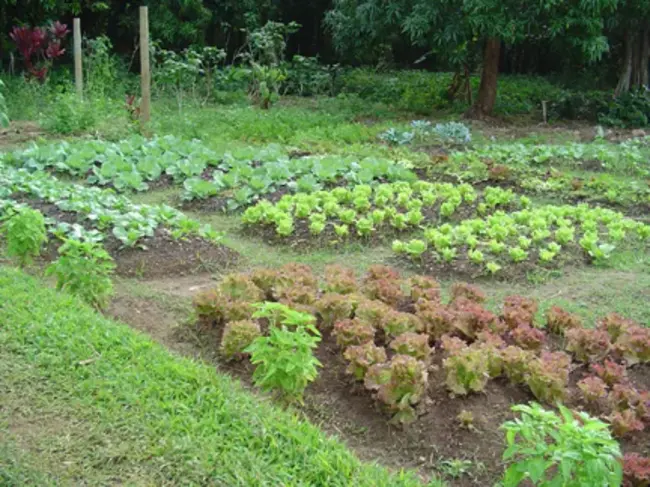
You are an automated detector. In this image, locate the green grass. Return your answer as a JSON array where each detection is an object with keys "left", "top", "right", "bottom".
[{"left": 0, "top": 266, "right": 431, "bottom": 487}]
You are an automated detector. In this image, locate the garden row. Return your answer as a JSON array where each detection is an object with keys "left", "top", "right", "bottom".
[
  {"left": 191, "top": 263, "right": 650, "bottom": 484},
  {"left": 241, "top": 180, "right": 649, "bottom": 275},
  {"left": 430, "top": 140, "right": 650, "bottom": 211},
  {"left": 0, "top": 163, "right": 236, "bottom": 279},
  {"left": 4, "top": 132, "right": 650, "bottom": 213},
  {"left": 2, "top": 135, "right": 416, "bottom": 209},
  {"left": 242, "top": 181, "right": 521, "bottom": 241}
]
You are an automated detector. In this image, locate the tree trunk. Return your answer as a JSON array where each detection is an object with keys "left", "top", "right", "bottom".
[
  {"left": 467, "top": 37, "right": 500, "bottom": 118},
  {"left": 616, "top": 31, "right": 634, "bottom": 96},
  {"left": 641, "top": 28, "right": 649, "bottom": 88}
]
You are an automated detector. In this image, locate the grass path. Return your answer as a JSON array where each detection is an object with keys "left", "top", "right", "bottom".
[{"left": 0, "top": 266, "right": 430, "bottom": 487}]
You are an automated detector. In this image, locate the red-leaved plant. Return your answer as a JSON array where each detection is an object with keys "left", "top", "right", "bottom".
[
  {"left": 332, "top": 318, "right": 375, "bottom": 348},
  {"left": 389, "top": 332, "right": 431, "bottom": 361},
  {"left": 503, "top": 295, "right": 538, "bottom": 329},
  {"left": 343, "top": 342, "right": 387, "bottom": 381},
  {"left": 546, "top": 305, "right": 583, "bottom": 335},
  {"left": 591, "top": 359, "right": 629, "bottom": 387},
  {"left": 10, "top": 21, "right": 69, "bottom": 80},
  {"left": 622, "top": 453, "right": 650, "bottom": 487},
  {"left": 565, "top": 327, "right": 611, "bottom": 363}
]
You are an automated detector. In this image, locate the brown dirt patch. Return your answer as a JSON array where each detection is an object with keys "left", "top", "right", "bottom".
[{"left": 0, "top": 121, "right": 46, "bottom": 150}]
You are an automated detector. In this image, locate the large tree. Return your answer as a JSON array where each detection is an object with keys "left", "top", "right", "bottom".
[
  {"left": 612, "top": 0, "right": 650, "bottom": 95},
  {"left": 327, "top": 0, "right": 618, "bottom": 116}
]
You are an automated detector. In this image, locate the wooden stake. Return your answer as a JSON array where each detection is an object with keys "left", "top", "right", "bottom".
[
  {"left": 139, "top": 6, "right": 151, "bottom": 124},
  {"left": 542, "top": 100, "right": 548, "bottom": 124},
  {"left": 73, "top": 18, "right": 83, "bottom": 98}
]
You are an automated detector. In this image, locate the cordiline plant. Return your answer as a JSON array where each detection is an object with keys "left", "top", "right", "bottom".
[
  {"left": 10, "top": 21, "right": 69, "bottom": 80},
  {"left": 501, "top": 403, "right": 622, "bottom": 487},
  {"left": 0, "top": 207, "right": 48, "bottom": 267},
  {"left": 45, "top": 239, "right": 115, "bottom": 309}
]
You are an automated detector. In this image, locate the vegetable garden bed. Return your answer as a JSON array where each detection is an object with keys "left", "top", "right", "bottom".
[
  {"left": 0, "top": 165, "right": 238, "bottom": 278},
  {"left": 188, "top": 263, "right": 650, "bottom": 486}
]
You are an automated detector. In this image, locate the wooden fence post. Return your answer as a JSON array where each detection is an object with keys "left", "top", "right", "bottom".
[
  {"left": 73, "top": 18, "right": 83, "bottom": 98},
  {"left": 139, "top": 6, "right": 151, "bottom": 124}
]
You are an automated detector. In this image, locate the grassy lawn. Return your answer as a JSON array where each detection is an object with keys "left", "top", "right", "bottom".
[{"left": 0, "top": 266, "right": 432, "bottom": 487}]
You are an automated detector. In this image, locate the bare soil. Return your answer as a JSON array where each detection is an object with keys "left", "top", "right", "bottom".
[{"left": 0, "top": 121, "right": 45, "bottom": 150}]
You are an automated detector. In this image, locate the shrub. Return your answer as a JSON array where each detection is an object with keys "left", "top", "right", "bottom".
[
  {"left": 1, "top": 207, "right": 47, "bottom": 266},
  {"left": 546, "top": 306, "right": 583, "bottom": 335},
  {"left": 45, "top": 239, "right": 114, "bottom": 309},
  {"left": 525, "top": 352, "right": 571, "bottom": 404},
  {"left": 381, "top": 310, "right": 423, "bottom": 338},
  {"left": 333, "top": 318, "right": 375, "bottom": 348},
  {"left": 343, "top": 342, "right": 387, "bottom": 381},
  {"left": 220, "top": 320, "right": 262, "bottom": 361},
  {"left": 450, "top": 282, "right": 486, "bottom": 304},
  {"left": 246, "top": 325, "right": 321, "bottom": 403},
  {"left": 323, "top": 265, "right": 357, "bottom": 294},
  {"left": 389, "top": 333, "right": 431, "bottom": 361},
  {"left": 503, "top": 295, "right": 538, "bottom": 329},
  {"left": 565, "top": 327, "right": 611, "bottom": 363},
  {"left": 365, "top": 355, "right": 428, "bottom": 424},
  {"left": 622, "top": 453, "right": 650, "bottom": 487},
  {"left": 591, "top": 360, "right": 629, "bottom": 387},
  {"left": 501, "top": 403, "right": 622, "bottom": 487},
  {"left": 442, "top": 337, "right": 490, "bottom": 396},
  {"left": 578, "top": 376, "right": 609, "bottom": 406},
  {"left": 315, "top": 293, "right": 354, "bottom": 330},
  {"left": 511, "top": 325, "right": 546, "bottom": 351}
]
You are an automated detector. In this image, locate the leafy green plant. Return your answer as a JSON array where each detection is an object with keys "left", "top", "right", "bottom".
[
  {"left": 45, "top": 239, "right": 115, "bottom": 309},
  {"left": 0, "top": 207, "right": 47, "bottom": 266},
  {"left": 389, "top": 333, "right": 431, "bottom": 361},
  {"left": 245, "top": 325, "right": 321, "bottom": 404},
  {"left": 442, "top": 337, "right": 490, "bottom": 396},
  {"left": 501, "top": 403, "right": 622, "bottom": 487}
]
